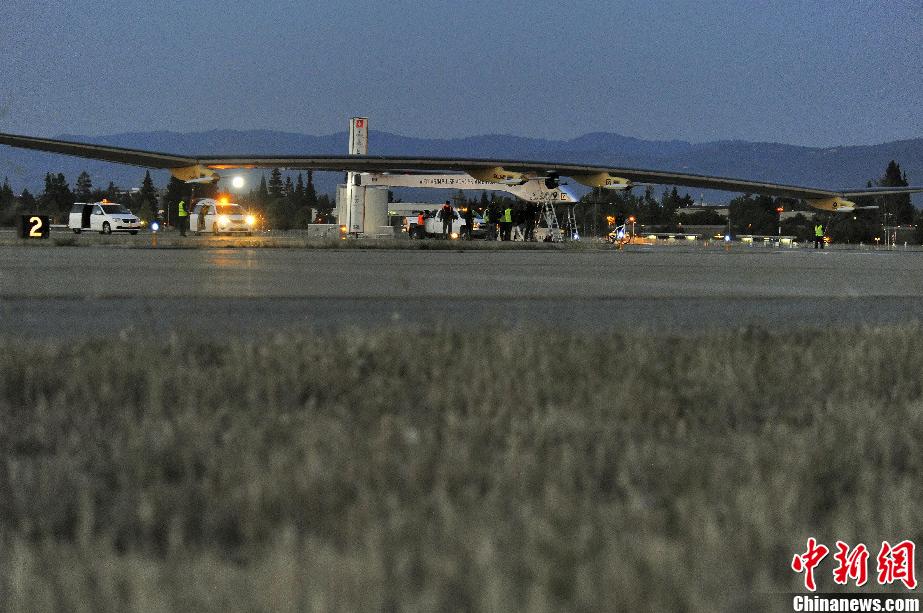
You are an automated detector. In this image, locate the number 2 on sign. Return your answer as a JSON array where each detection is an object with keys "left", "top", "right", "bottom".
[{"left": 28, "top": 216, "right": 43, "bottom": 237}]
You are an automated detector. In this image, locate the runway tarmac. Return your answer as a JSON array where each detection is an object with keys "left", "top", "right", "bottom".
[{"left": 2, "top": 244, "right": 922, "bottom": 339}]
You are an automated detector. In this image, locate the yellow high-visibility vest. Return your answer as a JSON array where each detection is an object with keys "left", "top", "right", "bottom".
[
  {"left": 178, "top": 200, "right": 188, "bottom": 217},
  {"left": 502, "top": 208, "right": 512, "bottom": 223},
  {"left": 814, "top": 224, "right": 823, "bottom": 237}
]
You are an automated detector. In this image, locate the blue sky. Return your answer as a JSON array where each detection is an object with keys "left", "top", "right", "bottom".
[{"left": 1, "top": 0, "right": 920, "bottom": 146}]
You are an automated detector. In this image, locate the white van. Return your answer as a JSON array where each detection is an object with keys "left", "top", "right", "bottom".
[
  {"left": 189, "top": 199, "right": 255, "bottom": 235},
  {"left": 69, "top": 202, "right": 141, "bottom": 234}
]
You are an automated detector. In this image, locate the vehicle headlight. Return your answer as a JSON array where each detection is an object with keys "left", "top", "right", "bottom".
[
  {"left": 246, "top": 215, "right": 255, "bottom": 226},
  {"left": 218, "top": 215, "right": 230, "bottom": 225}
]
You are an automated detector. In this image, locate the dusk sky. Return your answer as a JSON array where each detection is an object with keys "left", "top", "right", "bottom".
[{"left": 2, "top": 0, "right": 920, "bottom": 147}]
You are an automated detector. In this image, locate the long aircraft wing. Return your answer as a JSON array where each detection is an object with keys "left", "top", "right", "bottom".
[
  {"left": 0, "top": 133, "right": 194, "bottom": 168},
  {"left": 1, "top": 131, "right": 922, "bottom": 202}
]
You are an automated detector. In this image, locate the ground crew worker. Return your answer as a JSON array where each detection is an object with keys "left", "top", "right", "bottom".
[
  {"left": 814, "top": 223, "right": 824, "bottom": 249},
  {"left": 439, "top": 201, "right": 454, "bottom": 238},
  {"left": 490, "top": 204, "right": 502, "bottom": 239},
  {"left": 463, "top": 206, "right": 474, "bottom": 239},
  {"left": 501, "top": 205, "right": 513, "bottom": 241},
  {"left": 416, "top": 212, "right": 425, "bottom": 239},
  {"left": 177, "top": 199, "right": 188, "bottom": 236},
  {"left": 511, "top": 206, "right": 525, "bottom": 241},
  {"left": 525, "top": 203, "right": 538, "bottom": 241},
  {"left": 482, "top": 207, "right": 494, "bottom": 240}
]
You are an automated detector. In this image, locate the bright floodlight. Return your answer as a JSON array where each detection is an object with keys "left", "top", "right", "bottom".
[{"left": 231, "top": 176, "right": 245, "bottom": 189}]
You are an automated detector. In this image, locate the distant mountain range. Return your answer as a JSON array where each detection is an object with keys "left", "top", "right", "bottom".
[{"left": 2, "top": 129, "right": 922, "bottom": 203}]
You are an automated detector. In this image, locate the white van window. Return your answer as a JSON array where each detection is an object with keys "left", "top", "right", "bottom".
[{"left": 101, "top": 204, "right": 130, "bottom": 214}]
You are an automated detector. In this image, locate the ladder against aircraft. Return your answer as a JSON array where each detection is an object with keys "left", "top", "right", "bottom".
[
  {"left": 541, "top": 201, "right": 563, "bottom": 242},
  {"left": 539, "top": 201, "right": 580, "bottom": 242}
]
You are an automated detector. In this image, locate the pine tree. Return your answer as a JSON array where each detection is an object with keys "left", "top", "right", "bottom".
[
  {"left": 163, "top": 176, "right": 189, "bottom": 226},
  {"left": 0, "top": 177, "right": 13, "bottom": 208},
  {"left": 59, "top": 173, "right": 74, "bottom": 215},
  {"left": 0, "top": 178, "right": 15, "bottom": 226},
  {"left": 136, "top": 171, "right": 158, "bottom": 220},
  {"left": 39, "top": 173, "right": 54, "bottom": 214},
  {"left": 305, "top": 170, "right": 317, "bottom": 207},
  {"left": 292, "top": 173, "right": 312, "bottom": 227},
  {"left": 268, "top": 168, "right": 284, "bottom": 199},
  {"left": 243, "top": 174, "right": 270, "bottom": 220},
  {"left": 265, "top": 169, "right": 296, "bottom": 230},
  {"left": 75, "top": 171, "right": 93, "bottom": 202},
  {"left": 298, "top": 171, "right": 319, "bottom": 225},
  {"left": 117, "top": 188, "right": 133, "bottom": 210},
  {"left": 878, "top": 160, "right": 913, "bottom": 225},
  {"left": 39, "top": 173, "right": 74, "bottom": 220},
  {"left": 19, "top": 189, "right": 36, "bottom": 212}
]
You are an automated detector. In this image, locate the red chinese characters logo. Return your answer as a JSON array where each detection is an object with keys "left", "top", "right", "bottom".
[
  {"left": 792, "top": 538, "right": 830, "bottom": 592},
  {"left": 833, "top": 541, "right": 869, "bottom": 587},
  {"left": 792, "top": 539, "right": 916, "bottom": 592},
  {"left": 877, "top": 540, "right": 917, "bottom": 590}
]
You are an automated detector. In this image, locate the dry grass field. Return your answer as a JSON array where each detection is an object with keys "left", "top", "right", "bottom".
[{"left": 1, "top": 326, "right": 921, "bottom": 611}]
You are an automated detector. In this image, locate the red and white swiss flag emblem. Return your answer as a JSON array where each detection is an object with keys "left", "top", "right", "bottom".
[{"left": 355, "top": 119, "right": 364, "bottom": 128}]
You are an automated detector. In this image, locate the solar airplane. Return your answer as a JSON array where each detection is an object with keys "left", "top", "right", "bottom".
[{"left": 1, "top": 131, "right": 921, "bottom": 212}]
